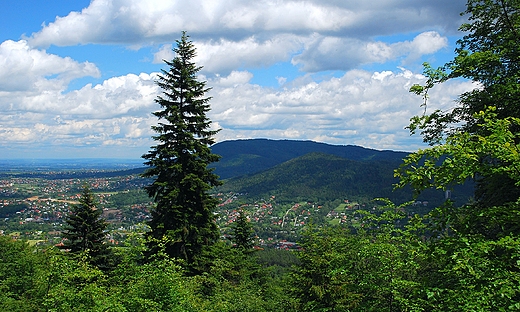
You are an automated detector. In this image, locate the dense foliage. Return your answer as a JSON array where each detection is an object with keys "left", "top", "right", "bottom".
[
  {"left": 395, "top": 0, "right": 520, "bottom": 309},
  {"left": 290, "top": 0, "right": 520, "bottom": 310},
  {"left": 291, "top": 203, "right": 428, "bottom": 311},
  {"left": 0, "top": 235, "right": 299, "bottom": 312},
  {"left": 397, "top": 0, "right": 520, "bottom": 245}
]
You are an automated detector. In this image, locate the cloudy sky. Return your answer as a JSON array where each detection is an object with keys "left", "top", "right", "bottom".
[{"left": 0, "top": 0, "right": 475, "bottom": 159}]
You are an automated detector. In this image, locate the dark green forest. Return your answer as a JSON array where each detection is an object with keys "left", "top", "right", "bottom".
[
  {"left": 3, "top": 1, "right": 520, "bottom": 310},
  {"left": 214, "top": 151, "right": 473, "bottom": 206},
  {"left": 210, "top": 138, "right": 409, "bottom": 179}
]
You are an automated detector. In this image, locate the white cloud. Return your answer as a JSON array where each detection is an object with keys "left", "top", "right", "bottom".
[
  {"left": 0, "top": 69, "right": 159, "bottom": 156},
  {"left": 211, "top": 71, "right": 253, "bottom": 88},
  {"left": 219, "top": 1, "right": 356, "bottom": 32},
  {"left": 25, "top": 0, "right": 465, "bottom": 75},
  {"left": 70, "top": 73, "right": 159, "bottom": 117},
  {"left": 1, "top": 71, "right": 157, "bottom": 117},
  {"left": 152, "top": 35, "right": 304, "bottom": 75},
  {"left": 194, "top": 35, "right": 304, "bottom": 74},
  {"left": 0, "top": 113, "right": 157, "bottom": 156},
  {"left": 0, "top": 40, "right": 99, "bottom": 92},
  {"left": 153, "top": 44, "right": 174, "bottom": 63},
  {"left": 28, "top": 0, "right": 466, "bottom": 48},
  {"left": 1, "top": 0, "right": 474, "bottom": 158},
  {"left": 208, "top": 68, "right": 475, "bottom": 151},
  {"left": 397, "top": 31, "right": 449, "bottom": 63},
  {"left": 1, "top": 66, "right": 475, "bottom": 155},
  {"left": 292, "top": 31, "right": 449, "bottom": 72}
]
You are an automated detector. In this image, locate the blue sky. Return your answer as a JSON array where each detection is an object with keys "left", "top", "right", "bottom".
[{"left": 0, "top": 0, "right": 474, "bottom": 159}]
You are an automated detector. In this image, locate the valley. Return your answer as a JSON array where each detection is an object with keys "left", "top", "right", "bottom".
[{"left": 0, "top": 139, "right": 466, "bottom": 247}]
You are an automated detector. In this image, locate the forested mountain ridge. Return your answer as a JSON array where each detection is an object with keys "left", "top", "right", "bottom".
[
  {"left": 0, "top": 139, "right": 472, "bottom": 206},
  {"left": 210, "top": 138, "right": 409, "bottom": 179},
  {"left": 216, "top": 152, "right": 405, "bottom": 202},
  {"left": 215, "top": 151, "right": 472, "bottom": 206}
]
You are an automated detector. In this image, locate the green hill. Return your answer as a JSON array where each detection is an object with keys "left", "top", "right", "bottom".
[
  {"left": 216, "top": 152, "right": 436, "bottom": 204},
  {"left": 210, "top": 139, "right": 408, "bottom": 179},
  {"left": 211, "top": 139, "right": 472, "bottom": 206}
]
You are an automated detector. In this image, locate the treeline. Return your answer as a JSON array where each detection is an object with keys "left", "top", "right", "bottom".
[
  {"left": 0, "top": 234, "right": 301, "bottom": 311},
  {"left": 104, "top": 189, "right": 151, "bottom": 209},
  {"left": 2, "top": 199, "right": 518, "bottom": 311}
]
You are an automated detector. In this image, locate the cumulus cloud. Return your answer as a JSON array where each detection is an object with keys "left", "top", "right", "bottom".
[
  {"left": 1, "top": 66, "right": 157, "bottom": 117},
  {"left": 0, "top": 65, "right": 475, "bottom": 157},
  {"left": 192, "top": 34, "right": 304, "bottom": 74},
  {"left": 153, "top": 34, "right": 305, "bottom": 75},
  {"left": 211, "top": 71, "right": 253, "bottom": 88},
  {"left": 0, "top": 40, "right": 100, "bottom": 92},
  {"left": 25, "top": 0, "right": 465, "bottom": 75},
  {"left": 65, "top": 73, "right": 159, "bottom": 117},
  {"left": 0, "top": 67, "right": 160, "bottom": 157},
  {"left": 292, "top": 31, "right": 448, "bottom": 72},
  {"left": 28, "top": 0, "right": 465, "bottom": 48},
  {"left": 398, "top": 31, "right": 449, "bottom": 62},
  {"left": 150, "top": 31, "right": 449, "bottom": 75},
  {"left": 207, "top": 68, "right": 475, "bottom": 151},
  {"left": 153, "top": 43, "right": 174, "bottom": 64},
  {"left": 1, "top": 0, "right": 474, "bottom": 157}
]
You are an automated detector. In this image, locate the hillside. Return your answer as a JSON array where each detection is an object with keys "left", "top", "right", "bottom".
[
  {"left": 217, "top": 152, "right": 455, "bottom": 206},
  {"left": 210, "top": 140, "right": 473, "bottom": 206},
  {"left": 210, "top": 139, "right": 408, "bottom": 179}
]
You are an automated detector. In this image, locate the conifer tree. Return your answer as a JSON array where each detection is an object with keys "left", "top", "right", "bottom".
[
  {"left": 61, "top": 185, "right": 111, "bottom": 269},
  {"left": 231, "top": 208, "right": 255, "bottom": 251},
  {"left": 142, "top": 32, "right": 222, "bottom": 265}
]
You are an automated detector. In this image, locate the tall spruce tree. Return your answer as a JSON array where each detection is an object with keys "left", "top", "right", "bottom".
[
  {"left": 142, "top": 32, "right": 222, "bottom": 265},
  {"left": 61, "top": 185, "right": 112, "bottom": 270}
]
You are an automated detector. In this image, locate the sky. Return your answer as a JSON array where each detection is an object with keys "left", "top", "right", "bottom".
[{"left": 0, "top": 0, "right": 477, "bottom": 159}]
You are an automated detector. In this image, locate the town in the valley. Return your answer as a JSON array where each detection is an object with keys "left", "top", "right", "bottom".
[{"left": 0, "top": 168, "right": 417, "bottom": 249}]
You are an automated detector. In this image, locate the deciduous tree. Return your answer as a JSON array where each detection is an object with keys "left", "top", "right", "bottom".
[
  {"left": 394, "top": 0, "right": 520, "bottom": 309},
  {"left": 403, "top": 0, "right": 520, "bottom": 209}
]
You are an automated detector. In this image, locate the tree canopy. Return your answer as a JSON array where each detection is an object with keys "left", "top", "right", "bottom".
[
  {"left": 391, "top": 0, "right": 520, "bottom": 308},
  {"left": 400, "top": 0, "right": 520, "bottom": 209}
]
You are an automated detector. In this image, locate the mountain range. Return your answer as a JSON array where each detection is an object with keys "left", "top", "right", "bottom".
[
  {"left": 0, "top": 139, "right": 471, "bottom": 206},
  {"left": 210, "top": 139, "right": 472, "bottom": 206},
  {"left": 210, "top": 139, "right": 408, "bottom": 179}
]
